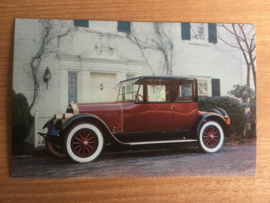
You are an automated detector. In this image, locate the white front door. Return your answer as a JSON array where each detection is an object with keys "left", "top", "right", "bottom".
[{"left": 89, "top": 73, "right": 118, "bottom": 103}]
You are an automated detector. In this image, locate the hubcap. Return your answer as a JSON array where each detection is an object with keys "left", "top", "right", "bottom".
[
  {"left": 202, "top": 126, "right": 220, "bottom": 148},
  {"left": 71, "top": 129, "right": 98, "bottom": 157}
]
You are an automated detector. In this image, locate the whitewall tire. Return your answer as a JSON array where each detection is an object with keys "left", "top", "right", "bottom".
[
  {"left": 65, "top": 123, "right": 104, "bottom": 163},
  {"left": 198, "top": 121, "right": 224, "bottom": 153}
]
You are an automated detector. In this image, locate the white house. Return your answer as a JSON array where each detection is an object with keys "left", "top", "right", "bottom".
[{"left": 13, "top": 19, "right": 253, "bottom": 147}]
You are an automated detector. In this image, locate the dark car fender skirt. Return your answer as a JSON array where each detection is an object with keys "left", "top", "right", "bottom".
[{"left": 191, "top": 113, "right": 229, "bottom": 139}]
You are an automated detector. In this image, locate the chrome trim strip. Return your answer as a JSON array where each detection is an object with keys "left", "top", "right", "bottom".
[{"left": 124, "top": 139, "right": 197, "bottom": 146}]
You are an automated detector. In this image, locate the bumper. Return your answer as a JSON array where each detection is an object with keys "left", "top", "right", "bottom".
[
  {"left": 39, "top": 118, "right": 61, "bottom": 145},
  {"left": 38, "top": 132, "right": 61, "bottom": 145}
]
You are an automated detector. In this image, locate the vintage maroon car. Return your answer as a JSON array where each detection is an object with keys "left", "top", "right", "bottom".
[{"left": 39, "top": 76, "right": 230, "bottom": 163}]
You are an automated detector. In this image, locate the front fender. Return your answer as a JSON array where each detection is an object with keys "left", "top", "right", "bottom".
[
  {"left": 191, "top": 112, "right": 229, "bottom": 139},
  {"left": 60, "top": 113, "right": 105, "bottom": 131},
  {"left": 59, "top": 113, "right": 123, "bottom": 144}
]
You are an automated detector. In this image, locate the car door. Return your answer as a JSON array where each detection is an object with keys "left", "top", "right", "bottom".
[
  {"left": 172, "top": 79, "right": 198, "bottom": 130},
  {"left": 143, "top": 78, "right": 173, "bottom": 131}
]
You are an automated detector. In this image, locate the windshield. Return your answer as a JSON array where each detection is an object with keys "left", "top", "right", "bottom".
[{"left": 117, "top": 78, "right": 143, "bottom": 102}]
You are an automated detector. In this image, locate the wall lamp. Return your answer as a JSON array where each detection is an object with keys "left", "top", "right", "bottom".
[{"left": 44, "top": 67, "right": 51, "bottom": 89}]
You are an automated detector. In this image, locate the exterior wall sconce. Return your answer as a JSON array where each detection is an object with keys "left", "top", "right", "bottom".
[{"left": 44, "top": 67, "right": 51, "bottom": 89}]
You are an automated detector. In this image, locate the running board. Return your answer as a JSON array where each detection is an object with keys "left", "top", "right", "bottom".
[{"left": 122, "top": 139, "right": 197, "bottom": 146}]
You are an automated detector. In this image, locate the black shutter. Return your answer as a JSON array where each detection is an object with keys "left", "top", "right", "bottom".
[
  {"left": 118, "top": 21, "right": 130, "bottom": 32},
  {"left": 74, "top": 20, "right": 89, "bottom": 28},
  {"left": 208, "top": 23, "right": 217, "bottom": 43},
  {"left": 212, "top": 78, "right": 220, "bottom": 96},
  {"left": 181, "top": 23, "right": 190, "bottom": 40}
]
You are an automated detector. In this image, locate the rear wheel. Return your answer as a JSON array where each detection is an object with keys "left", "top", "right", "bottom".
[
  {"left": 198, "top": 121, "right": 224, "bottom": 153},
  {"left": 65, "top": 123, "right": 104, "bottom": 163}
]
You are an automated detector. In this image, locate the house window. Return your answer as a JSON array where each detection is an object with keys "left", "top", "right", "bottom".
[
  {"left": 118, "top": 21, "right": 130, "bottom": 32},
  {"left": 191, "top": 23, "right": 205, "bottom": 40},
  {"left": 74, "top": 20, "right": 89, "bottom": 28},
  {"left": 68, "top": 72, "right": 77, "bottom": 103},
  {"left": 198, "top": 80, "right": 208, "bottom": 95},
  {"left": 181, "top": 23, "right": 217, "bottom": 43}
]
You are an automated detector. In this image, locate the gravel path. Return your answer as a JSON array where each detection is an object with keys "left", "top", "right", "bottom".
[{"left": 11, "top": 144, "right": 256, "bottom": 178}]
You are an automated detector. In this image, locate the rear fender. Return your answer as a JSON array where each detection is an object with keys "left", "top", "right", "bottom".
[{"left": 191, "top": 113, "right": 229, "bottom": 139}]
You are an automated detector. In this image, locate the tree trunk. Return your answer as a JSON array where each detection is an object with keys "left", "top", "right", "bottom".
[{"left": 247, "top": 64, "right": 250, "bottom": 88}]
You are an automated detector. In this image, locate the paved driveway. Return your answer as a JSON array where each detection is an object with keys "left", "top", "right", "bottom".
[{"left": 11, "top": 144, "right": 256, "bottom": 178}]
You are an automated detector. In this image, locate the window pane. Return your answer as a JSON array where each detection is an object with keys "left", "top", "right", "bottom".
[
  {"left": 68, "top": 72, "right": 77, "bottom": 103},
  {"left": 174, "top": 80, "right": 194, "bottom": 102},
  {"left": 198, "top": 80, "right": 207, "bottom": 95},
  {"left": 146, "top": 79, "right": 170, "bottom": 102},
  {"left": 191, "top": 23, "right": 205, "bottom": 40}
]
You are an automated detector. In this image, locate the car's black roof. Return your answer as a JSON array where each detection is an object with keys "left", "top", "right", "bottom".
[{"left": 120, "top": 75, "right": 197, "bottom": 83}]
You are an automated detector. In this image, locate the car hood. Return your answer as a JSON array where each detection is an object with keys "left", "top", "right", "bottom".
[{"left": 76, "top": 101, "right": 124, "bottom": 113}]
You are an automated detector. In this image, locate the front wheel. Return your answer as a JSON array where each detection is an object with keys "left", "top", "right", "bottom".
[
  {"left": 65, "top": 123, "right": 104, "bottom": 163},
  {"left": 198, "top": 121, "right": 224, "bottom": 153}
]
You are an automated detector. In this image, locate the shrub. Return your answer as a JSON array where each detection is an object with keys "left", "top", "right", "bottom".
[
  {"left": 198, "top": 96, "right": 247, "bottom": 136},
  {"left": 12, "top": 90, "right": 34, "bottom": 155},
  {"left": 229, "top": 84, "right": 256, "bottom": 138}
]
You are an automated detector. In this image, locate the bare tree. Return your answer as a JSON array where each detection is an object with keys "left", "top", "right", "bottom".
[
  {"left": 127, "top": 23, "right": 174, "bottom": 75},
  {"left": 29, "top": 20, "right": 75, "bottom": 111},
  {"left": 85, "top": 22, "right": 174, "bottom": 75},
  {"left": 218, "top": 24, "right": 256, "bottom": 89}
]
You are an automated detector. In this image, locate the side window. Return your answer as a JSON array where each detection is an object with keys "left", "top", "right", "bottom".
[
  {"left": 174, "top": 80, "right": 194, "bottom": 102},
  {"left": 68, "top": 72, "right": 77, "bottom": 103},
  {"left": 146, "top": 79, "right": 170, "bottom": 102}
]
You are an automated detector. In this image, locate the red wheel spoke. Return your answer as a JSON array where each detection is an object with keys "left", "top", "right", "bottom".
[
  {"left": 87, "top": 136, "right": 94, "bottom": 141},
  {"left": 85, "top": 146, "right": 90, "bottom": 153},
  {"left": 73, "top": 142, "right": 81, "bottom": 144},
  {"left": 88, "top": 144, "right": 94, "bottom": 149},
  {"left": 79, "top": 133, "right": 83, "bottom": 140},
  {"left": 75, "top": 137, "right": 81, "bottom": 141},
  {"left": 74, "top": 145, "right": 81, "bottom": 150},
  {"left": 86, "top": 133, "right": 90, "bottom": 140},
  {"left": 83, "top": 147, "right": 85, "bottom": 155},
  {"left": 77, "top": 147, "right": 82, "bottom": 153}
]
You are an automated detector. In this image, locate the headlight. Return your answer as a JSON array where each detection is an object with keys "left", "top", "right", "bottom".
[
  {"left": 53, "top": 114, "right": 63, "bottom": 125},
  {"left": 62, "top": 113, "right": 74, "bottom": 122}
]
